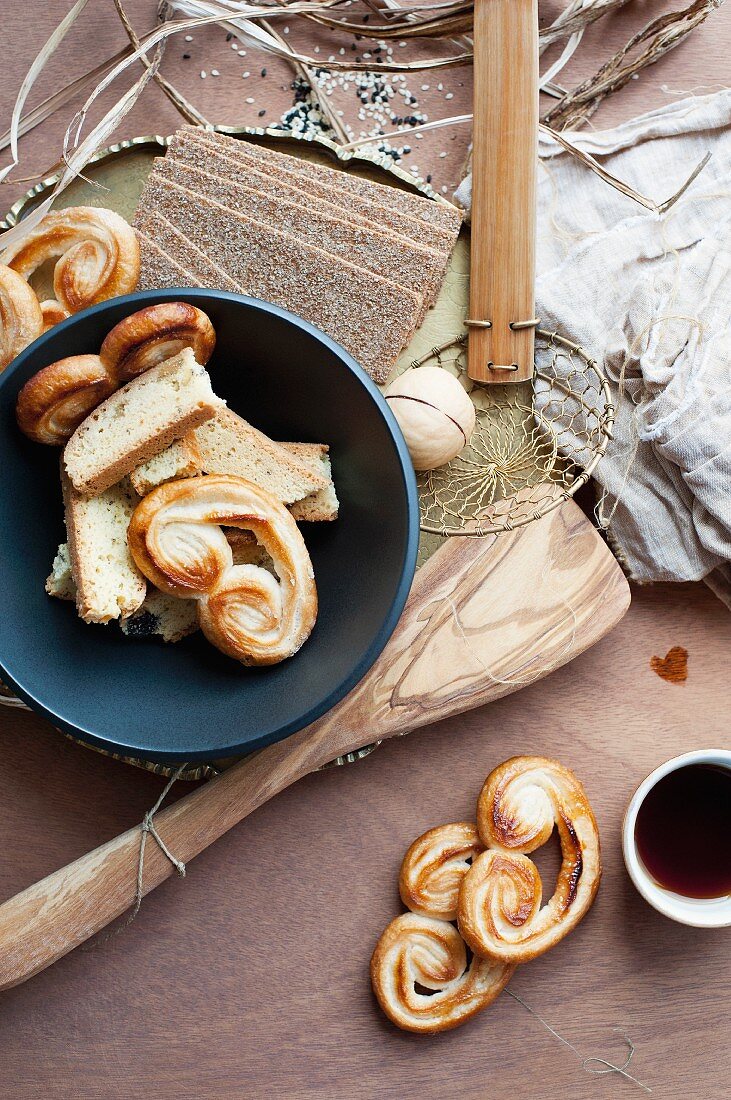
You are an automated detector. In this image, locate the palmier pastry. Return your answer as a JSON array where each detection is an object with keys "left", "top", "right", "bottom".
[
  {"left": 457, "top": 756, "right": 601, "bottom": 964},
  {"left": 399, "top": 822, "right": 484, "bottom": 922},
  {"left": 0, "top": 263, "right": 43, "bottom": 372},
  {"left": 370, "top": 913, "right": 513, "bottom": 1034},
  {"left": 99, "top": 301, "right": 216, "bottom": 381},
  {"left": 128, "top": 474, "right": 317, "bottom": 666},
  {"left": 15, "top": 301, "right": 216, "bottom": 445},
  {"left": 16, "top": 354, "right": 115, "bottom": 446},
  {"left": 0, "top": 207, "right": 139, "bottom": 315},
  {"left": 40, "top": 300, "right": 71, "bottom": 331}
]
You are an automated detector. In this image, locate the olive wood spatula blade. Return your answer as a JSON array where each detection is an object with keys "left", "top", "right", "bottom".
[{"left": 0, "top": 501, "right": 629, "bottom": 990}]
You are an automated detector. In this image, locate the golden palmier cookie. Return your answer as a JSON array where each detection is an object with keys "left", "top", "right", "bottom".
[
  {"left": 399, "top": 822, "right": 484, "bottom": 922},
  {"left": 128, "top": 474, "right": 317, "bottom": 666},
  {"left": 0, "top": 207, "right": 140, "bottom": 314},
  {"left": 99, "top": 301, "right": 216, "bottom": 381},
  {"left": 0, "top": 263, "right": 43, "bottom": 372},
  {"left": 15, "top": 301, "right": 216, "bottom": 445},
  {"left": 40, "top": 300, "right": 71, "bottom": 331},
  {"left": 15, "top": 354, "right": 116, "bottom": 445},
  {"left": 457, "top": 756, "right": 601, "bottom": 964},
  {"left": 370, "top": 912, "right": 513, "bottom": 1034}
]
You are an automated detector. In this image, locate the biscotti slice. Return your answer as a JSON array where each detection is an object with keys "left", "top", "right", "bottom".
[
  {"left": 61, "top": 470, "right": 146, "bottom": 624},
  {"left": 170, "top": 130, "right": 456, "bottom": 257},
  {"left": 148, "top": 160, "right": 445, "bottom": 317},
  {"left": 121, "top": 589, "right": 199, "bottom": 643},
  {"left": 135, "top": 211, "right": 242, "bottom": 294},
  {"left": 194, "top": 408, "right": 327, "bottom": 503},
  {"left": 130, "top": 432, "right": 203, "bottom": 496},
  {"left": 136, "top": 231, "right": 202, "bottom": 291},
  {"left": 282, "top": 443, "right": 339, "bottom": 522},
  {"left": 64, "top": 348, "right": 221, "bottom": 496},
  {"left": 179, "top": 129, "right": 462, "bottom": 238},
  {"left": 135, "top": 177, "right": 421, "bottom": 382},
  {"left": 46, "top": 542, "right": 75, "bottom": 601}
]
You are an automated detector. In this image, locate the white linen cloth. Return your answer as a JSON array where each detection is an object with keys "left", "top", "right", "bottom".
[{"left": 454, "top": 90, "right": 731, "bottom": 604}]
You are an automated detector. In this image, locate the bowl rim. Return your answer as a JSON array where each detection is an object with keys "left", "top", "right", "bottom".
[{"left": 0, "top": 287, "right": 420, "bottom": 762}]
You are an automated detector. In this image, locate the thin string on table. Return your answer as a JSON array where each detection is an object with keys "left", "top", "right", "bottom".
[
  {"left": 505, "top": 989, "right": 652, "bottom": 1094},
  {"left": 83, "top": 763, "right": 188, "bottom": 949}
]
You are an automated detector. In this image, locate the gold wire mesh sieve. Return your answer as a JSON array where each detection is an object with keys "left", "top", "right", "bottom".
[{"left": 412, "top": 329, "right": 614, "bottom": 537}]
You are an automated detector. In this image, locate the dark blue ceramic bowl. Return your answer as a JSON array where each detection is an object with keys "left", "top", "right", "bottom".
[{"left": 0, "top": 289, "right": 419, "bottom": 761}]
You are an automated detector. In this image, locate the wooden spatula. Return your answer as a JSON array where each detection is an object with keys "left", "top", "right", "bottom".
[{"left": 0, "top": 501, "right": 629, "bottom": 990}]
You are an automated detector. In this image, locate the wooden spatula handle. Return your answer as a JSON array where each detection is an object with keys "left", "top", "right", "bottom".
[
  {"left": 467, "top": 0, "right": 539, "bottom": 383},
  {"left": 0, "top": 503, "right": 629, "bottom": 991}
]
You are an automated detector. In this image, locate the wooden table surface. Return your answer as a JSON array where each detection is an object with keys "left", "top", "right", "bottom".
[{"left": 1, "top": 4, "right": 730, "bottom": 1098}]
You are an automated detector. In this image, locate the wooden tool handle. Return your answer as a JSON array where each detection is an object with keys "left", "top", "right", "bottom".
[
  {"left": 0, "top": 503, "right": 629, "bottom": 990},
  {"left": 467, "top": 0, "right": 539, "bottom": 383}
]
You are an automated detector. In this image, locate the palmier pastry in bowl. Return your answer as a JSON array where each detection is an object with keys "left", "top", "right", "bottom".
[{"left": 128, "top": 474, "right": 318, "bottom": 666}]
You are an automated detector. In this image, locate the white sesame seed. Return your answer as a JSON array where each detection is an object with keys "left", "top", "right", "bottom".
[
  {"left": 445, "top": 92, "right": 454, "bottom": 100},
  {"left": 439, "top": 151, "right": 447, "bottom": 158},
  {"left": 200, "top": 70, "right": 206, "bottom": 79},
  {"left": 243, "top": 71, "right": 250, "bottom": 77},
  {"left": 246, "top": 97, "right": 255, "bottom": 104},
  {"left": 284, "top": 25, "right": 290, "bottom": 34},
  {"left": 441, "top": 186, "right": 448, "bottom": 193},
  {"left": 185, "top": 35, "right": 193, "bottom": 42},
  {"left": 211, "top": 69, "right": 220, "bottom": 77},
  {"left": 231, "top": 41, "right": 238, "bottom": 50},
  {"left": 421, "top": 84, "right": 429, "bottom": 91}
]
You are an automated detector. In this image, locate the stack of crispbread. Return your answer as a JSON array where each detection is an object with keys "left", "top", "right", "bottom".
[{"left": 133, "top": 128, "right": 462, "bottom": 383}]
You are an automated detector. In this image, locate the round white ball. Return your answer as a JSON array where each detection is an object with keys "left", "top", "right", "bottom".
[{"left": 385, "top": 366, "right": 475, "bottom": 471}]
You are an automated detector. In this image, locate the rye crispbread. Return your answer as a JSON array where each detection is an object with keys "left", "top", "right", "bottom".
[
  {"left": 147, "top": 159, "right": 447, "bottom": 319},
  {"left": 177, "top": 129, "right": 462, "bottom": 239},
  {"left": 136, "top": 213, "right": 241, "bottom": 294},
  {"left": 135, "top": 175, "right": 421, "bottom": 382}
]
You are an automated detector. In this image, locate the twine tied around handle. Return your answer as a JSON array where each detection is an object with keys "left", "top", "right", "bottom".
[
  {"left": 83, "top": 763, "right": 188, "bottom": 949},
  {"left": 131, "top": 763, "right": 188, "bottom": 921}
]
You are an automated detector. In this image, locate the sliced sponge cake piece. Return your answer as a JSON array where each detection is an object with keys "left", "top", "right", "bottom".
[
  {"left": 61, "top": 468, "right": 146, "bottom": 624},
  {"left": 64, "top": 348, "right": 220, "bottom": 496},
  {"left": 130, "top": 432, "right": 203, "bottom": 496},
  {"left": 194, "top": 408, "right": 328, "bottom": 504}
]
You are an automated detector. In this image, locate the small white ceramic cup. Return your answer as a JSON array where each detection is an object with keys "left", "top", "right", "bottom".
[{"left": 623, "top": 748, "right": 731, "bottom": 928}]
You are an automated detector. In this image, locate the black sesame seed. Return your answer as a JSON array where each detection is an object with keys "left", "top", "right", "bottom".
[
  {"left": 182, "top": 52, "right": 190, "bottom": 59},
  {"left": 226, "top": 32, "right": 233, "bottom": 41},
  {"left": 261, "top": 68, "right": 267, "bottom": 77},
  {"left": 258, "top": 109, "right": 266, "bottom": 117},
  {"left": 426, "top": 174, "right": 432, "bottom": 183}
]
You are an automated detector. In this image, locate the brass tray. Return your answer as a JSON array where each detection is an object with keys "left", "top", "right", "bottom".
[{"left": 0, "top": 126, "right": 469, "bottom": 778}]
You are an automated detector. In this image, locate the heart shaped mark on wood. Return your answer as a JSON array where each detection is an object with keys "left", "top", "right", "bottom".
[{"left": 650, "top": 646, "right": 688, "bottom": 684}]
